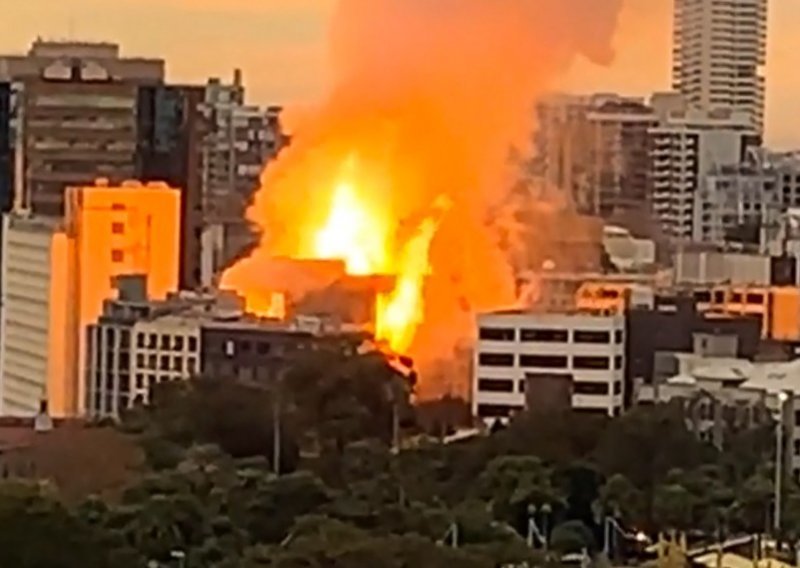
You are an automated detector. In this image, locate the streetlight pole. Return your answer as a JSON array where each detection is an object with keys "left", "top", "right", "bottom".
[{"left": 775, "top": 391, "right": 789, "bottom": 536}]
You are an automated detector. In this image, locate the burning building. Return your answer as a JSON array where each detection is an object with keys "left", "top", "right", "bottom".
[{"left": 221, "top": 0, "right": 626, "bottom": 397}]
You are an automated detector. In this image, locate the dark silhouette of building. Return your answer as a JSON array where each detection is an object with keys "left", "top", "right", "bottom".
[
  {"left": 0, "top": 82, "right": 12, "bottom": 214},
  {"left": 136, "top": 85, "right": 207, "bottom": 290},
  {"left": 625, "top": 294, "right": 762, "bottom": 406}
]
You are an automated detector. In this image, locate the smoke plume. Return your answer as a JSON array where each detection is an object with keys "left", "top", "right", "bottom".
[{"left": 223, "top": 0, "right": 624, "bottom": 397}]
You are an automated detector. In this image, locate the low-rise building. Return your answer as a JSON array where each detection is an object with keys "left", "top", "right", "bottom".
[
  {"left": 636, "top": 353, "right": 800, "bottom": 480},
  {"left": 472, "top": 311, "right": 625, "bottom": 423}
]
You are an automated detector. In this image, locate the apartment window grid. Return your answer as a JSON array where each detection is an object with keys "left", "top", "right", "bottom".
[
  {"left": 474, "top": 315, "right": 625, "bottom": 423},
  {"left": 129, "top": 328, "right": 201, "bottom": 406}
]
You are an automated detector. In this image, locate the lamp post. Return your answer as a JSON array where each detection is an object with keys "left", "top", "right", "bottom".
[
  {"left": 775, "top": 391, "right": 789, "bottom": 536},
  {"left": 527, "top": 503, "right": 552, "bottom": 550}
]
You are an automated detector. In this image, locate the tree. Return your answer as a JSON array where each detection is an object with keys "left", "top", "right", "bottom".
[
  {"left": 475, "top": 455, "right": 563, "bottom": 532},
  {"left": 0, "top": 481, "right": 122, "bottom": 568},
  {"left": 652, "top": 483, "right": 695, "bottom": 531},
  {"left": 594, "top": 404, "right": 715, "bottom": 497},
  {"left": 550, "top": 520, "right": 596, "bottom": 555},
  {"left": 597, "top": 473, "right": 644, "bottom": 526}
]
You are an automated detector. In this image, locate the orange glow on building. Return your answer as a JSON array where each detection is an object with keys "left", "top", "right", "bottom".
[{"left": 57, "top": 179, "right": 181, "bottom": 415}]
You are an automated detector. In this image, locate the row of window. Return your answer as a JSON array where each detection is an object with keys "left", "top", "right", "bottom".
[
  {"left": 480, "top": 327, "right": 623, "bottom": 344},
  {"left": 476, "top": 404, "right": 618, "bottom": 420},
  {"left": 477, "top": 377, "right": 622, "bottom": 396},
  {"left": 136, "top": 333, "right": 199, "bottom": 352},
  {"left": 478, "top": 352, "right": 623, "bottom": 370},
  {"left": 134, "top": 353, "right": 197, "bottom": 374}
]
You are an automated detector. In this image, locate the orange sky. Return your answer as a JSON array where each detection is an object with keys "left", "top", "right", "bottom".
[{"left": 2, "top": 0, "right": 798, "bottom": 148}]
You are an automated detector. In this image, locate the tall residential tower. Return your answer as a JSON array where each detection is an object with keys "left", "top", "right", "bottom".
[{"left": 672, "top": 0, "right": 768, "bottom": 133}]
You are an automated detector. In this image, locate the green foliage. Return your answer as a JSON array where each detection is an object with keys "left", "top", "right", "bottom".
[
  {"left": 0, "top": 481, "right": 123, "bottom": 568},
  {"left": 17, "top": 346, "right": 790, "bottom": 566},
  {"left": 549, "top": 520, "right": 596, "bottom": 554}
]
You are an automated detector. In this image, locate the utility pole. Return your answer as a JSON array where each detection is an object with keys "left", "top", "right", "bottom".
[{"left": 775, "top": 391, "right": 789, "bottom": 535}]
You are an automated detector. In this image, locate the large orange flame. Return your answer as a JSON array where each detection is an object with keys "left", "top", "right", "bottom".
[
  {"left": 308, "top": 156, "right": 448, "bottom": 352},
  {"left": 221, "top": 0, "right": 624, "bottom": 396}
]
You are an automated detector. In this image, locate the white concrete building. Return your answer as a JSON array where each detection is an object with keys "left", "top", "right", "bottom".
[
  {"left": 83, "top": 276, "right": 237, "bottom": 418},
  {"left": 86, "top": 314, "right": 202, "bottom": 418},
  {"left": 472, "top": 311, "right": 625, "bottom": 423},
  {"left": 695, "top": 151, "right": 800, "bottom": 247},
  {"left": 672, "top": 0, "right": 768, "bottom": 133},
  {"left": 0, "top": 214, "right": 66, "bottom": 416},
  {"left": 648, "top": 102, "right": 758, "bottom": 241}
]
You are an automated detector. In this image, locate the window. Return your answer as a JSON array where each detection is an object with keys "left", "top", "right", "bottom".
[
  {"left": 148, "top": 334, "right": 157, "bottom": 349},
  {"left": 613, "top": 381, "right": 622, "bottom": 395},
  {"left": 713, "top": 290, "right": 725, "bottom": 303},
  {"left": 257, "top": 342, "right": 271, "bottom": 355},
  {"left": 573, "top": 356, "right": 611, "bottom": 370},
  {"left": 173, "top": 356, "right": 183, "bottom": 372},
  {"left": 794, "top": 439, "right": 800, "bottom": 457},
  {"left": 477, "top": 378, "right": 515, "bottom": 393},
  {"left": 746, "top": 293, "right": 764, "bottom": 304},
  {"left": 111, "top": 222, "right": 124, "bottom": 234},
  {"left": 187, "top": 357, "right": 197, "bottom": 374},
  {"left": 573, "top": 330, "right": 611, "bottom": 344},
  {"left": 188, "top": 337, "right": 198, "bottom": 352},
  {"left": 224, "top": 340, "right": 235, "bottom": 357},
  {"left": 160, "top": 355, "right": 170, "bottom": 371},
  {"left": 694, "top": 290, "right": 711, "bottom": 303},
  {"left": 135, "top": 374, "right": 144, "bottom": 390},
  {"left": 573, "top": 382, "right": 609, "bottom": 395},
  {"left": 614, "top": 330, "right": 624, "bottom": 344},
  {"left": 148, "top": 354, "right": 157, "bottom": 370},
  {"left": 111, "top": 203, "right": 125, "bottom": 211},
  {"left": 519, "top": 355, "right": 568, "bottom": 369},
  {"left": 240, "top": 341, "right": 252, "bottom": 353},
  {"left": 111, "top": 249, "right": 124, "bottom": 263},
  {"left": 136, "top": 354, "right": 144, "bottom": 368},
  {"left": 174, "top": 336, "right": 184, "bottom": 350},
  {"left": 518, "top": 380, "right": 526, "bottom": 393},
  {"left": 520, "top": 328, "right": 568, "bottom": 342},
  {"left": 478, "top": 353, "right": 514, "bottom": 367},
  {"left": 614, "top": 356, "right": 623, "bottom": 370},
  {"left": 120, "top": 329, "right": 130, "bottom": 348},
  {"left": 479, "top": 327, "right": 516, "bottom": 341},
  {"left": 477, "top": 404, "right": 521, "bottom": 419},
  {"left": 731, "top": 292, "right": 743, "bottom": 303},
  {"left": 160, "top": 335, "right": 171, "bottom": 350},
  {"left": 136, "top": 333, "right": 145, "bottom": 348}
]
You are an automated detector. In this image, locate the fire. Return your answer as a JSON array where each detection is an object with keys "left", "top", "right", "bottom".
[
  {"left": 313, "top": 159, "right": 391, "bottom": 276},
  {"left": 311, "top": 157, "right": 449, "bottom": 353},
  {"left": 221, "top": 0, "right": 625, "bottom": 396}
]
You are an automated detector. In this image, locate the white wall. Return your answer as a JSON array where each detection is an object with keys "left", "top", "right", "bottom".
[{"left": 472, "top": 312, "right": 625, "bottom": 423}]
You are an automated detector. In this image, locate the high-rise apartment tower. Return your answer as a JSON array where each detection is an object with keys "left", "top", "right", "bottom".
[{"left": 672, "top": 0, "right": 768, "bottom": 133}]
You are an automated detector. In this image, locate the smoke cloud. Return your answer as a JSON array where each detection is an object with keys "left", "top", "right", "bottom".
[{"left": 223, "top": 0, "right": 624, "bottom": 396}]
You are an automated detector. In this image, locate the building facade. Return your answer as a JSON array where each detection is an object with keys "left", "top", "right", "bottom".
[
  {"left": 0, "top": 82, "right": 12, "bottom": 214},
  {"left": 534, "top": 94, "right": 656, "bottom": 219},
  {"left": 0, "top": 180, "right": 181, "bottom": 417},
  {"left": 0, "top": 41, "right": 164, "bottom": 217},
  {"left": 672, "top": 0, "right": 768, "bottom": 132},
  {"left": 84, "top": 276, "right": 242, "bottom": 418},
  {"left": 0, "top": 215, "right": 69, "bottom": 416},
  {"left": 649, "top": 108, "right": 758, "bottom": 241},
  {"left": 472, "top": 311, "right": 626, "bottom": 423},
  {"left": 136, "top": 84, "right": 207, "bottom": 290}
]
